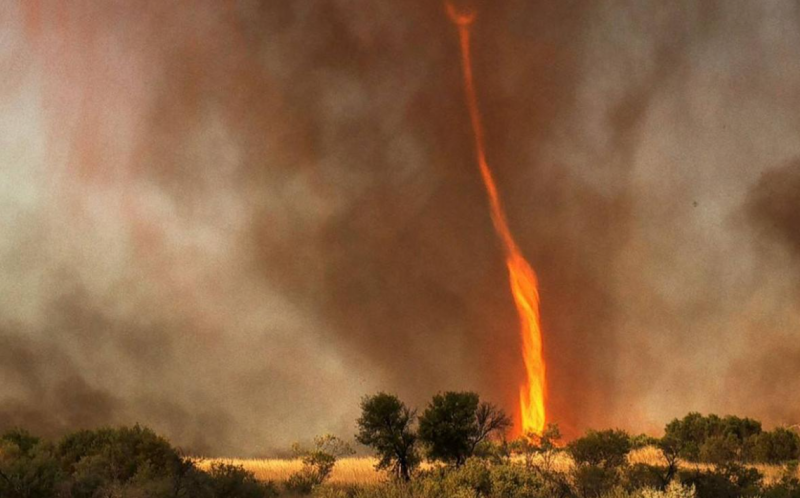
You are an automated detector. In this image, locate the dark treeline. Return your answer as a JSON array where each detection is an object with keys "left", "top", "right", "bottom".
[
  {"left": 663, "top": 412, "right": 800, "bottom": 464},
  {"left": 0, "top": 425, "right": 276, "bottom": 498},
  {"left": 1, "top": 392, "right": 799, "bottom": 498}
]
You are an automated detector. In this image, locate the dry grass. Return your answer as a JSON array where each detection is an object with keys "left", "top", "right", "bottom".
[
  {"left": 195, "top": 457, "right": 384, "bottom": 484},
  {"left": 197, "top": 448, "right": 798, "bottom": 485},
  {"left": 627, "top": 447, "right": 800, "bottom": 484}
]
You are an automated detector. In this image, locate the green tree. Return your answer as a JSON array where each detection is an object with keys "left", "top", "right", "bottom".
[
  {"left": 418, "top": 392, "right": 511, "bottom": 466},
  {"left": 355, "top": 392, "right": 420, "bottom": 481}
]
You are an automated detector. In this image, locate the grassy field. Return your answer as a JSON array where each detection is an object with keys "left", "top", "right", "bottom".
[
  {"left": 196, "top": 456, "right": 384, "bottom": 484},
  {"left": 196, "top": 448, "right": 798, "bottom": 485}
]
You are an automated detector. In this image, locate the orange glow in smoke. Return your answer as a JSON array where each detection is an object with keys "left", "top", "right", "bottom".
[{"left": 447, "top": 2, "right": 547, "bottom": 434}]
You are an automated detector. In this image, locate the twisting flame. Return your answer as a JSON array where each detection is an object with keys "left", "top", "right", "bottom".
[{"left": 446, "top": 2, "right": 547, "bottom": 434}]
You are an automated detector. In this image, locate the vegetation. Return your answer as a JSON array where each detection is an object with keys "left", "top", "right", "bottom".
[
  {"left": 286, "top": 435, "right": 355, "bottom": 494},
  {"left": 356, "top": 393, "right": 420, "bottom": 481},
  {"left": 0, "top": 425, "right": 277, "bottom": 498},
  {"left": 664, "top": 413, "right": 800, "bottom": 464},
  {"left": 1, "top": 396, "right": 799, "bottom": 498},
  {"left": 512, "top": 423, "right": 563, "bottom": 472},
  {"left": 417, "top": 391, "right": 512, "bottom": 466}
]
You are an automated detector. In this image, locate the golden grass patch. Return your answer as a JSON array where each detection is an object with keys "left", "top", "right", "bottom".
[{"left": 197, "top": 448, "right": 798, "bottom": 486}]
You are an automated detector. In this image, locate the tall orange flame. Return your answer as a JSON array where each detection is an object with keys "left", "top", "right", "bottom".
[{"left": 446, "top": 3, "right": 547, "bottom": 435}]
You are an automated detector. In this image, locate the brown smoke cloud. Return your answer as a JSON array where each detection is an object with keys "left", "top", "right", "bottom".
[{"left": 1, "top": 1, "right": 800, "bottom": 455}]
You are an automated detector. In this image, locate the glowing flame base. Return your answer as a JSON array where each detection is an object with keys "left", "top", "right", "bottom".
[{"left": 447, "top": 2, "right": 547, "bottom": 435}]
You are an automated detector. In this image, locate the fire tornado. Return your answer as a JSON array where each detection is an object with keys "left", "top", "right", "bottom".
[{"left": 446, "top": 3, "right": 547, "bottom": 434}]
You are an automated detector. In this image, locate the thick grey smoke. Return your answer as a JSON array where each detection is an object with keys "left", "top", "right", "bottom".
[{"left": 1, "top": 1, "right": 799, "bottom": 455}]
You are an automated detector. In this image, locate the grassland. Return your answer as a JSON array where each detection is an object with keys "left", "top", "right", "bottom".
[{"left": 197, "top": 447, "right": 799, "bottom": 486}]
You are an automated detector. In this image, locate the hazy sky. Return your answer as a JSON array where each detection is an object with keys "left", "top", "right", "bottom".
[{"left": 1, "top": 1, "right": 799, "bottom": 456}]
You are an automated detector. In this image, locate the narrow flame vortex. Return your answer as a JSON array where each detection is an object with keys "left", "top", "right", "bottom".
[{"left": 447, "top": 2, "right": 547, "bottom": 434}]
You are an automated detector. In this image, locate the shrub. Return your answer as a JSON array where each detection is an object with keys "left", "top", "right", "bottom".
[
  {"left": 511, "top": 423, "right": 562, "bottom": 472},
  {"left": 699, "top": 434, "right": 740, "bottom": 465},
  {"left": 287, "top": 435, "right": 354, "bottom": 494},
  {"left": 53, "top": 425, "right": 186, "bottom": 498},
  {"left": 489, "top": 463, "right": 545, "bottom": 498},
  {"left": 761, "top": 462, "right": 800, "bottom": 498},
  {"left": 207, "top": 462, "right": 278, "bottom": 498},
  {"left": 624, "top": 464, "right": 668, "bottom": 491},
  {"left": 679, "top": 463, "right": 762, "bottom": 498},
  {"left": 1, "top": 428, "right": 41, "bottom": 455},
  {"left": 747, "top": 429, "right": 800, "bottom": 464},
  {"left": 664, "top": 414, "right": 763, "bottom": 463},
  {"left": 418, "top": 458, "right": 492, "bottom": 498},
  {"left": 569, "top": 430, "right": 632, "bottom": 469},
  {"left": 56, "top": 425, "right": 182, "bottom": 481},
  {"left": 0, "top": 433, "right": 62, "bottom": 498},
  {"left": 603, "top": 481, "right": 696, "bottom": 498},
  {"left": 573, "top": 464, "right": 620, "bottom": 498},
  {"left": 286, "top": 469, "right": 320, "bottom": 495},
  {"left": 568, "top": 430, "right": 633, "bottom": 498}
]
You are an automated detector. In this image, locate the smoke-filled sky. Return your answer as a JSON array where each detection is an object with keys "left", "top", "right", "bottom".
[{"left": 1, "top": 1, "right": 800, "bottom": 456}]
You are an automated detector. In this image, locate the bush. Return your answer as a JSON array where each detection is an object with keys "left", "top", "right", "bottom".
[
  {"left": 603, "top": 480, "right": 696, "bottom": 498},
  {"left": 624, "top": 464, "right": 668, "bottom": 491},
  {"left": 489, "top": 463, "right": 545, "bottom": 498},
  {"left": 511, "top": 423, "right": 562, "bottom": 472},
  {"left": 761, "top": 462, "right": 800, "bottom": 498},
  {"left": 747, "top": 429, "right": 800, "bottom": 464},
  {"left": 664, "top": 414, "right": 764, "bottom": 464},
  {"left": 568, "top": 430, "right": 633, "bottom": 498},
  {"left": 207, "top": 462, "right": 278, "bottom": 498},
  {"left": 418, "top": 458, "right": 492, "bottom": 498},
  {"left": 679, "top": 463, "right": 762, "bottom": 498},
  {"left": 0, "top": 431, "right": 62, "bottom": 498},
  {"left": 56, "top": 425, "right": 182, "bottom": 481},
  {"left": 0, "top": 424, "right": 284, "bottom": 498},
  {"left": 53, "top": 425, "right": 186, "bottom": 498},
  {"left": 699, "top": 434, "right": 740, "bottom": 465},
  {"left": 569, "top": 430, "right": 632, "bottom": 469},
  {"left": 573, "top": 464, "right": 620, "bottom": 498},
  {"left": 287, "top": 435, "right": 354, "bottom": 494}
]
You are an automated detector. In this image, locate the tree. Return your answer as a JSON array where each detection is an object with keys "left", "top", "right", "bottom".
[
  {"left": 355, "top": 393, "right": 419, "bottom": 481},
  {"left": 418, "top": 391, "right": 511, "bottom": 466},
  {"left": 656, "top": 434, "right": 684, "bottom": 486},
  {"left": 472, "top": 401, "right": 513, "bottom": 456}
]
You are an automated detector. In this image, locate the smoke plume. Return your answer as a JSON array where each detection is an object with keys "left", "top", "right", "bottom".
[{"left": 1, "top": 1, "right": 799, "bottom": 455}]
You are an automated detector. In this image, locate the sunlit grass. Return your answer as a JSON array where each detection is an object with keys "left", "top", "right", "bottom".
[
  {"left": 197, "top": 447, "right": 798, "bottom": 485},
  {"left": 196, "top": 456, "right": 384, "bottom": 484}
]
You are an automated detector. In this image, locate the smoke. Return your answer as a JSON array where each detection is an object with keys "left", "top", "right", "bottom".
[{"left": 1, "top": 0, "right": 800, "bottom": 455}]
